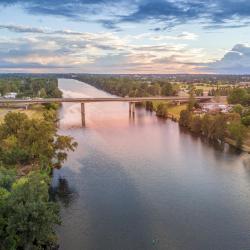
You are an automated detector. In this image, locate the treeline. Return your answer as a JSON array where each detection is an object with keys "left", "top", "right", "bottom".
[
  {"left": 77, "top": 76, "right": 179, "bottom": 97},
  {"left": 0, "top": 78, "right": 62, "bottom": 98},
  {"left": 227, "top": 88, "right": 250, "bottom": 106},
  {"left": 179, "top": 88, "right": 250, "bottom": 148},
  {"left": 208, "top": 87, "right": 232, "bottom": 96},
  {"left": 208, "top": 86, "right": 250, "bottom": 99},
  {"left": 75, "top": 73, "right": 250, "bottom": 84},
  {"left": 0, "top": 109, "right": 77, "bottom": 249},
  {"left": 179, "top": 110, "right": 247, "bottom": 147}
]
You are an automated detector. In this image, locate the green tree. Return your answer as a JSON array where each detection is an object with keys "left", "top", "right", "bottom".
[
  {"left": 232, "top": 104, "right": 244, "bottom": 115},
  {"left": 228, "top": 88, "right": 247, "bottom": 104},
  {"left": 242, "top": 115, "right": 250, "bottom": 126},
  {"left": 39, "top": 88, "right": 47, "bottom": 98},
  {"left": 227, "top": 121, "right": 247, "bottom": 148},
  {"left": 0, "top": 171, "right": 60, "bottom": 250},
  {"left": 179, "top": 110, "right": 192, "bottom": 127},
  {"left": 201, "top": 114, "right": 214, "bottom": 139},
  {"left": 194, "top": 89, "right": 203, "bottom": 96},
  {"left": 161, "top": 83, "right": 174, "bottom": 96},
  {"left": 213, "top": 114, "right": 227, "bottom": 141},
  {"left": 0, "top": 112, "right": 77, "bottom": 169},
  {"left": 145, "top": 101, "right": 154, "bottom": 112},
  {"left": 156, "top": 103, "right": 168, "bottom": 118},
  {"left": 187, "top": 92, "right": 196, "bottom": 111},
  {"left": 190, "top": 116, "right": 202, "bottom": 134}
]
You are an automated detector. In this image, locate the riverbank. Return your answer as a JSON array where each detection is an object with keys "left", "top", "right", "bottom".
[
  {"left": 75, "top": 78, "right": 249, "bottom": 152},
  {"left": 0, "top": 78, "right": 75, "bottom": 249},
  {"left": 131, "top": 99, "right": 250, "bottom": 153},
  {"left": 0, "top": 105, "right": 44, "bottom": 122}
]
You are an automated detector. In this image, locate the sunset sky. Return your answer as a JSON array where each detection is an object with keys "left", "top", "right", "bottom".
[{"left": 0, "top": 0, "right": 250, "bottom": 74}]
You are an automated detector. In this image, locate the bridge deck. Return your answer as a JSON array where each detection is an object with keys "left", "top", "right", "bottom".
[{"left": 0, "top": 96, "right": 211, "bottom": 104}]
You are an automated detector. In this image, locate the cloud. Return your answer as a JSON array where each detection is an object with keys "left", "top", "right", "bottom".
[
  {"left": 0, "top": 24, "right": 85, "bottom": 35},
  {"left": 0, "top": 24, "right": 199, "bottom": 44},
  {"left": 0, "top": 28, "right": 206, "bottom": 73},
  {"left": 202, "top": 44, "right": 250, "bottom": 74},
  {"left": 1, "top": 0, "right": 250, "bottom": 30},
  {"left": 132, "top": 32, "right": 198, "bottom": 41}
]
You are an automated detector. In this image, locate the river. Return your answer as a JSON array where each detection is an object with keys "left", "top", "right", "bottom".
[{"left": 51, "top": 79, "right": 250, "bottom": 250}]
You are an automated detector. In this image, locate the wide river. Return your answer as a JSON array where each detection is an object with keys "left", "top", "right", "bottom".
[{"left": 52, "top": 79, "right": 250, "bottom": 250}]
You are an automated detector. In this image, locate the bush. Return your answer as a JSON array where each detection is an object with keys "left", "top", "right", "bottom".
[
  {"left": 145, "top": 101, "right": 154, "bottom": 112},
  {"left": 156, "top": 103, "right": 168, "bottom": 118},
  {"left": 228, "top": 88, "right": 247, "bottom": 105},
  {"left": 190, "top": 116, "right": 202, "bottom": 134},
  {"left": 233, "top": 104, "right": 244, "bottom": 115},
  {"left": 0, "top": 112, "right": 77, "bottom": 169},
  {"left": 179, "top": 110, "right": 192, "bottom": 127},
  {"left": 242, "top": 115, "right": 250, "bottom": 126},
  {"left": 0, "top": 170, "right": 60, "bottom": 249},
  {"left": 228, "top": 121, "right": 247, "bottom": 148}
]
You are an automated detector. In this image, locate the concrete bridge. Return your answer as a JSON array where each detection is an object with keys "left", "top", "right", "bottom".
[{"left": 0, "top": 96, "right": 212, "bottom": 126}]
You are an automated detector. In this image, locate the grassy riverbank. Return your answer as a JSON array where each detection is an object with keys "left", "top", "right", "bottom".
[{"left": 0, "top": 106, "right": 44, "bottom": 123}]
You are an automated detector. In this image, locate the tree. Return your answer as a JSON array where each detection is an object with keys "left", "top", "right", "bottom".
[
  {"left": 232, "top": 104, "right": 244, "bottom": 115},
  {"left": 228, "top": 88, "right": 247, "bottom": 105},
  {"left": 213, "top": 114, "right": 227, "bottom": 141},
  {"left": 187, "top": 91, "right": 196, "bottom": 111},
  {"left": 179, "top": 110, "right": 192, "bottom": 127},
  {"left": 147, "top": 83, "right": 161, "bottom": 96},
  {"left": 194, "top": 89, "right": 203, "bottom": 96},
  {"left": 39, "top": 88, "right": 47, "bottom": 98},
  {"left": 145, "top": 101, "right": 154, "bottom": 112},
  {"left": 0, "top": 170, "right": 60, "bottom": 249},
  {"left": 156, "top": 103, "right": 168, "bottom": 118},
  {"left": 242, "top": 115, "right": 250, "bottom": 126},
  {"left": 161, "top": 83, "right": 174, "bottom": 96},
  {"left": 201, "top": 114, "right": 214, "bottom": 139},
  {"left": 227, "top": 121, "right": 247, "bottom": 148},
  {"left": 0, "top": 112, "right": 77, "bottom": 169},
  {"left": 190, "top": 116, "right": 202, "bottom": 134},
  {"left": 201, "top": 114, "right": 227, "bottom": 141}
]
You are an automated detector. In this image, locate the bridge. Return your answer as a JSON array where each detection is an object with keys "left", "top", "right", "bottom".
[{"left": 0, "top": 96, "right": 212, "bottom": 126}]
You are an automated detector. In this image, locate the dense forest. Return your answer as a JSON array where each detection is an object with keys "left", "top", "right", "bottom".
[
  {"left": 76, "top": 75, "right": 179, "bottom": 97},
  {"left": 0, "top": 78, "right": 76, "bottom": 249},
  {"left": 0, "top": 110, "right": 77, "bottom": 249},
  {"left": 0, "top": 78, "right": 62, "bottom": 98}
]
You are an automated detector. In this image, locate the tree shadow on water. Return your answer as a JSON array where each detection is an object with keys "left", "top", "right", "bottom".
[
  {"left": 50, "top": 175, "right": 78, "bottom": 208},
  {"left": 60, "top": 150, "right": 154, "bottom": 250}
]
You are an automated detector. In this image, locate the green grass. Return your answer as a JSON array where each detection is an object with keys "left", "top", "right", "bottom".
[
  {"left": 152, "top": 100, "right": 169, "bottom": 110},
  {"left": 167, "top": 104, "right": 187, "bottom": 120},
  {"left": 0, "top": 105, "right": 44, "bottom": 123},
  {"left": 151, "top": 101, "right": 187, "bottom": 120}
]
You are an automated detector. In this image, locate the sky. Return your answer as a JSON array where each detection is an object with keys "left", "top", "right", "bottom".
[{"left": 0, "top": 0, "right": 250, "bottom": 74}]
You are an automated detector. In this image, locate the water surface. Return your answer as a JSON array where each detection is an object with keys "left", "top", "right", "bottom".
[{"left": 52, "top": 79, "right": 250, "bottom": 250}]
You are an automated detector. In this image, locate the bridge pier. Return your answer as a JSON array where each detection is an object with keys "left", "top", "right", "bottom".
[
  {"left": 81, "top": 103, "right": 85, "bottom": 127},
  {"left": 129, "top": 102, "right": 135, "bottom": 116}
]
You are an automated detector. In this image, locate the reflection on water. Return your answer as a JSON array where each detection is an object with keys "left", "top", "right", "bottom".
[
  {"left": 51, "top": 175, "right": 78, "bottom": 208},
  {"left": 52, "top": 79, "right": 250, "bottom": 250}
]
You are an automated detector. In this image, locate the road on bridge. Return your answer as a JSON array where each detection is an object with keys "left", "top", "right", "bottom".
[{"left": 0, "top": 96, "right": 212, "bottom": 104}]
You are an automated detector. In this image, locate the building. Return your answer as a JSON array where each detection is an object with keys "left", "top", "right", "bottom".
[
  {"left": 200, "top": 103, "right": 233, "bottom": 113},
  {"left": 4, "top": 92, "right": 17, "bottom": 99}
]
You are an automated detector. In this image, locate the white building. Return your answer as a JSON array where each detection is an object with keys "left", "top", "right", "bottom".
[
  {"left": 4, "top": 92, "right": 17, "bottom": 99},
  {"left": 201, "top": 103, "right": 233, "bottom": 113}
]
